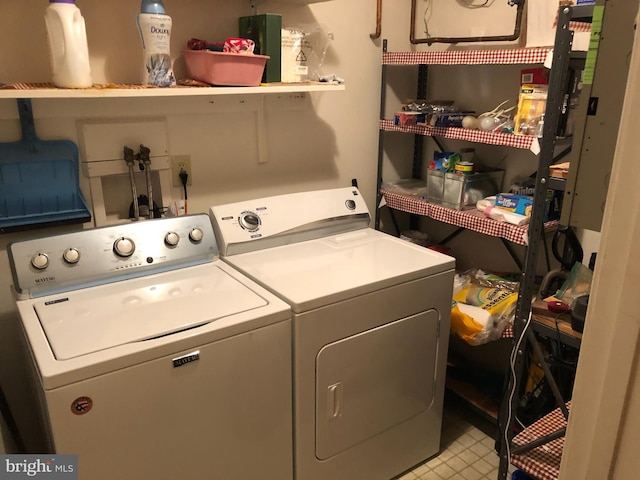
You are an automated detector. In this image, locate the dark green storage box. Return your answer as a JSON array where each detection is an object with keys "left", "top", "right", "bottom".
[{"left": 239, "top": 14, "right": 282, "bottom": 83}]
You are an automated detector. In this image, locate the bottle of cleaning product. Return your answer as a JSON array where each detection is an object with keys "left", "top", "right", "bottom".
[
  {"left": 44, "top": 0, "right": 92, "bottom": 88},
  {"left": 137, "top": 0, "right": 176, "bottom": 87}
]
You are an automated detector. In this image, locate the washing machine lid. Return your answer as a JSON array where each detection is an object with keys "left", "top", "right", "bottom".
[
  {"left": 33, "top": 264, "right": 270, "bottom": 360},
  {"left": 225, "top": 228, "right": 455, "bottom": 312}
]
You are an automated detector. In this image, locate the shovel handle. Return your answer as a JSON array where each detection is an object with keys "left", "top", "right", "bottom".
[{"left": 17, "top": 99, "right": 37, "bottom": 144}]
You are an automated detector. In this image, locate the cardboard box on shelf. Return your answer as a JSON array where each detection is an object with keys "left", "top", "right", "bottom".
[
  {"left": 520, "top": 68, "right": 549, "bottom": 85},
  {"left": 550, "top": 162, "right": 570, "bottom": 179},
  {"left": 495, "top": 193, "right": 533, "bottom": 217},
  {"left": 394, "top": 112, "right": 426, "bottom": 127}
]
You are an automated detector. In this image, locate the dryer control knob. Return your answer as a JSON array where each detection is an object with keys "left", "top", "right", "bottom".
[
  {"left": 165, "top": 232, "right": 180, "bottom": 247},
  {"left": 239, "top": 213, "right": 261, "bottom": 231},
  {"left": 113, "top": 237, "right": 135, "bottom": 257},
  {"left": 31, "top": 253, "right": 49, "bottom": 270},
  {"left": 63, "top": 248, "right": 81, "bottom": 264},
  {"left": 189, "top": 228, "right": 204, "bottom": 243}
]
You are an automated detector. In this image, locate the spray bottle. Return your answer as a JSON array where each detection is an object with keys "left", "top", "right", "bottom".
[
  {"left": 45, "top": 0, "right": 92, "bottom": 88},
  {"left": 136, "top": 0, "right": 176, "bottom": 87}
]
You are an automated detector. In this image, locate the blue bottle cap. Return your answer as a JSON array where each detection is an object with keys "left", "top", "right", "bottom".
[{"left": 140, "top": 0, "right": 166, "bottom": 14}]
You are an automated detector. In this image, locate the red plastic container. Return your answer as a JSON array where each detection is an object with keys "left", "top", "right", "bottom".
[{"left": 182, "top": 50, "right": 269, "bottom": 87}]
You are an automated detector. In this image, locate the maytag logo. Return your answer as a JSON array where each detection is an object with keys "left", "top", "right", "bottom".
[
  {"left": 1, "top": 455, "right": 77, "bottom": 479},
  {"left": 34, "top": 276, "right": 55, "bottom": 284},
  {"left": 172, "top": 350, "right": 200, "bottom": 368}
]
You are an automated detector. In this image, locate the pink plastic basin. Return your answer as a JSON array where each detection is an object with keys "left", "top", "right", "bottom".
[{"left": 182, "top": 50, "right": 269, "bottom": 87}]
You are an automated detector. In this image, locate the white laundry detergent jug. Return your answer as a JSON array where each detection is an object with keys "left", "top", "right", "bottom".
[{"left": 45, "top": 0, "right": 92, "bottom": 88}]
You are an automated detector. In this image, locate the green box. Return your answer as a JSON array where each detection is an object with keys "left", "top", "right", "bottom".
[{"left": 239, "top": 14, "right": 282, "bottom": 83}]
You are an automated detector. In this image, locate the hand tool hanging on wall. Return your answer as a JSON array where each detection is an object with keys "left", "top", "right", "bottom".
[
  {"left": 179, "top": 168, "right": 189, "bottom": 215},
  {"left": 123, "top": 146, "right": 139, "bottom": 221},
  {"left": 139, "top": 144, "right": 154, "bottom": 219}
]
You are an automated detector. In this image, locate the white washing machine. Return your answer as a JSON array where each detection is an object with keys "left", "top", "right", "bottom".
[
  {"left": 7, "top": 214, "right": 293, "bottom": 480},
  {"left": 210, "top": 187, "right": 456, "bottom": 480}
]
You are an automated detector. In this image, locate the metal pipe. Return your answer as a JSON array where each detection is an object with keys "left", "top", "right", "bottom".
[
  {"left": 410, "top": 0, "right": 525, "bottom": 45},
  {"left": 370, "top": 0, "right": 382, "bottom": 39}
]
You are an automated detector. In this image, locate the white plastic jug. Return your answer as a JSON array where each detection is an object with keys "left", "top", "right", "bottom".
[{"left": 45, "top": 0, "right": 92, "bottom": 88}]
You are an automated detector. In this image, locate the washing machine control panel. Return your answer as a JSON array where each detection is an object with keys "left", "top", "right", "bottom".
[
  {"left": 8, "top": 214, "right": 218, "bottom": 298},
  {"left": 210, "top": 187, "right": 371, "bottom": 256}
]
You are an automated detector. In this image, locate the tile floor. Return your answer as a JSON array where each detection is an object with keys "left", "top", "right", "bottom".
[{"left": 397, "top": 395, "right": 516, "bottom": 480}]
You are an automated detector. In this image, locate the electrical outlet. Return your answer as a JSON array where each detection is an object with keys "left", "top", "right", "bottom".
[{"left": 171, "top": 155, "right": 192, "bottom": 187}]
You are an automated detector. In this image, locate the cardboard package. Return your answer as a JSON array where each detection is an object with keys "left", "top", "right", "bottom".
[{"left": 239, "top": 14, "right": 282, "bottom": 83}]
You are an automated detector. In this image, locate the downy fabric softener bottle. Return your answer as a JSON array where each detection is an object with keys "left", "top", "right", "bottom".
[{"left": 137, "top": 0, "right": 176, "bottom": 87}]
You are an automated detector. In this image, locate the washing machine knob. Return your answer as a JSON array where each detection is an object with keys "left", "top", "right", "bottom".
[
  {"left": 189, "top": 227, "right": 204, "bottom": 243},
  {"left": 113, "top": 237, "right": 135, "bottom": 257},
  {"left": 31, "top": 253, "right": 49, "bottom": 270},
  {"left": 239, "top": 213, "right": 261, "bottom": 231},
  {"left": 165, "top": 232, "right": 180, "bottom": 247},
  {"left": 63, "top": 248, "right": 81, "bottom": 264}
]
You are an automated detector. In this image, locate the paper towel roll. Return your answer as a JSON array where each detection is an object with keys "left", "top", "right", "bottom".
[{"left": 456, "top": 302, "right": 492, "bottom": 328}]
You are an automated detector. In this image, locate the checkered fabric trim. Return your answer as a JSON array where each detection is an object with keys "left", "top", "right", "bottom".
[
  {"left": 569, "top": 21, "right": 592, "bottom": 33},
  {"left": 381, "top": 190, "right": 558, "bottom": 246},
  {"left": 503, "top": 324, "right": 514, "bottom": 338},
  {"left": 381, "top": 189, "right": 524, "bottom": 244},
  {"left": 383, "top": 48, "right": 552, "bottom": 66},
  {"left": 380, "top": 120, "right": 536, "bottom": 150},
  {"left": 511, "top": 402, "right": 571, "bottom": 480}
]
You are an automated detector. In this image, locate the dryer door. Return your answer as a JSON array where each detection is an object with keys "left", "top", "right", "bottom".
[{"left": 315, "top": 309, "right": 439, "bottom": 460}]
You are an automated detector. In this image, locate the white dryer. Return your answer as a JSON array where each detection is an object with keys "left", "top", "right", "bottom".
[
  {"left": 7, "top": 214, "right": 293, "bottom": 480},
  {"left": 210, "top": 187, "right": 456, "bottom": 480}
]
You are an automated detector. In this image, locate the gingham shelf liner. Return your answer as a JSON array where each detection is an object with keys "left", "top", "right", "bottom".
[
  {"left": 569, "top": 21, "right": 592, "bottom": 33},
  {"left": 383, "top": 47, "right": 552, "bottom": 66},
  {"left": 503, "top": 324, "right": 514, "bottom": 338},
  {"left": 511, "top": 402, "right": 571, "bottom": 480},
  {"left": 380, "top": 189, "right": 559, "bottom": 246},
  {"left": 380, "top": 120, "right": 537, "bottom": 150}
]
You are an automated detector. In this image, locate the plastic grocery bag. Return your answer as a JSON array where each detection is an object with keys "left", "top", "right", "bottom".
[
  {"left": 281, "top": 24, "right": 332, "bottom": 82},
  {"left": 450, "top": 269, "right": 519, "bottom": 345}
]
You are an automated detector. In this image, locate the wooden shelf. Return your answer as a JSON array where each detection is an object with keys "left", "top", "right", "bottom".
[
  {"left": 446, "top": 375, "right": 500, "bottom": 423},
  {"left": 0, "top": 82, "right": 345, "bottom": 99},
  {"left": 381, "top": 189, "right": 558, "bottom": 246},
  {"left": 531, "top": 300, "right": 582, "bottom": 350},
  {"left": 383, "top": 47, "right": 552, "bottom": 66},
  {"left": 380, "top": 120, "right": 539, "bottom": 150}
]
